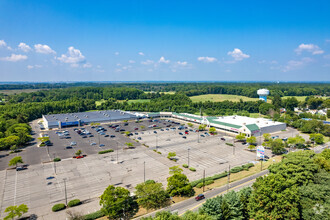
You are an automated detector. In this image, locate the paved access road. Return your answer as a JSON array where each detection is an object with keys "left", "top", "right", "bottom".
[{"left": 136, "top": 170, "right": 269, "bottom": 219}]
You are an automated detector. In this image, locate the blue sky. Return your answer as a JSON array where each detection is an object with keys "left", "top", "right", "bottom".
[{"left": 0, "top": 0, "right": 329, "bottom": 82}]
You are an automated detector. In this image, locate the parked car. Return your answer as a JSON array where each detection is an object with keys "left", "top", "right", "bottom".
[
  {"left": 100, "top": 144, "right": 105, "bottom": 147},
  {"left": 179, "top": 132, "right": 183, "bottom": 135},
  {"left": 76, "top": 155, "right": 84, "bottom": 159},
  {"left": 70, "top": 142, "right": 77, "bottom": 146},
  {"left": 160, "top": 129, "right": 164, "bottom": 131},
  {"left": 89, "top": 135, "right": 94, "bottom": 137},
  {"left": 82, "top": 136, "right": 87, "bottom": 138},
  {"left": 90, "top": 142, "right": 96, "bottom": 146},
  {"left": 124, "top": 123, "right": 129, "bottom": 126},
  {"left": 110, "top": 135, "right": 116, "bottom": 138},
  {"left": 200, "top": 134, "right": 205, "bottom": 137},
  {"left": 195, "top": 194, "right": 205, "bottom": 201},
  {"left": 135, "top": 132, "right": 138, "bottom": 135},
  {"left": 134, "top": 127, "right": 138, "bottom": 130},
  {"left": 221, "top": 137, "right": 225, "bottom": 141},
  {"left": 104, "top": 135, "right": 109, "bottom": 137},
  {"left": 137, "top": 137, "right": 142, "bottom": 140},
  {"left": 153, "top": 131, "right": 157, "bottom": 134},
  {"left": 16, "top": 166, "right": 27, "bottom": 171},
  {"left": 120, "top": 129, "right": 125, "bottom": 132},
  {"left": 182, "top": 136, "right": 187, "bottom": 139},
  {"left": 66, "top": 146, "right": 73, "bottom": 149}
]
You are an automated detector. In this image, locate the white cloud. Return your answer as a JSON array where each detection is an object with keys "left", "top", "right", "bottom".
[
  {"left": 18, "top": 42, "right": 31, "bottom": 52},
  {"left": 83, "top": 63, "right": 92, "bottom": 68},
  {"left": 158, "top": 56, "right": 170, "bottom": 64},
  {"left": 197, "top": 56, "right": 217, "bottom": 63},
  {"left": 227, "top": 48, "right": 250, "bottom": 61},
  {"left": 116, "top": 63, "right": 122, "bottom": 66},
  {"left": 283, "top": 57, "right": 313, "bottom": 72},
  {"left": 295, "top": 44, "right": 324, "bottom": 55},
  {"left": 141, "top": 60, "right": 154, "bottom": 65},
  {"left": 176, "top": 61, "right": 188, "bottom": 66},
  {"left": 34, "top": 44, "right": 56, "bottom": 54},
  {"left": 138, "top": 52, "right": 144, "bottom": 56},
  {"left": 57, "top": 46, "right": 86, "bottom": 67},
  {"left": 27, "top": 64, "right": 42, "bottom": 69},
  {"left": 0, "top": 40, "right": 12, "bottom": 50},
  {"left": 0, "top": 54, "right": 27, "bottom": 62},
  {"left": 128, "top": 60, "right": 135, "bottom": 64},
  {"left": 0, "top": 40, "right": 7, "bottom": 48},
  {"left": 114, "top": 52, "right": 119, "bottom": 55}
]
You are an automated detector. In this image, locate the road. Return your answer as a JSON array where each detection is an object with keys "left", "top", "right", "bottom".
[{"left": 136, "top": 169, "right": 269, "bottom": 219}]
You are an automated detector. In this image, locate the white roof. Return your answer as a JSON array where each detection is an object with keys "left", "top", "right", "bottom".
[{"left": 216, "top": 115, "right": 284, "bottom": 128}]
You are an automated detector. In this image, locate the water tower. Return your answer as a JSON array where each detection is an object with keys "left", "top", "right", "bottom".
[{"left": 257, "top": 89, "right": 269, "bottom": 102}]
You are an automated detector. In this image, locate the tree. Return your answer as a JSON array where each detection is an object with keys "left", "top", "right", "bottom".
[
  {"left": 309, "top": 133, "right": 324, "bottom": 144},
  {"left": 259, "top": 103, "right": 275, "bottom": 115},
  {"left": 75, "top": 150, "right": 82, "bottom": 156},
  {"left": 187, "top": 123, "right": 193, "bottom": 127},
  {"left": 167, "top": 173, "right": 194, "bottom": 197},
  {"left": 167, "top": 152, "right": 176, "bottom": 160},
  {"left": 246, "top": 136, "right": 257, "bottom": 146},
  {"left": 135, "top": 180, "right": 170, "bottom": 210},
  {"left": 4, "top": 204, "right": 28, "bottom": 220},
  {"left": 10, "top": 145, "right": 19, "bottom": 153},
  {"left": 169, "top": 166, "right": 183, "bottom": 175},
  {"left": 198, "top": 124, "right": 206, "bottom": 131},
  {"left": 272, "top": 95, "right": 282, "bottom": 110},
  {"left": 287, "top": 135, "right": 305, "bottom": 148},
  {"left": 262, "top": 133, "right": 271, "bottom": 142},
  {"left": 209, "top": 127, "right": 216, "bottom": 134},
  {"left": 140, "top": 125, "right": 145, "bottom": 130},
  {"left": 270, "top": 139, "right": 285, "bottom": 155},
  {"left": 236, "top": 133, "right": 246, "bottom": 142},
  {"left": 100, "top": 185, "right": 138, "bottom": 220},
  {"left": 248, "top": 144, "right": 256, "bottom": 151},
  {"left": 125, "top": 142, "right": 134, "bottom": 148},
  {"left": 8, "top": 156, "right": 23, "bottom": 168},
  {"left": 124, "top": 131, "right": 130, "bottom": 136},
  {"left": 283, "top": 97, "right": 299, "bottom": 111}
]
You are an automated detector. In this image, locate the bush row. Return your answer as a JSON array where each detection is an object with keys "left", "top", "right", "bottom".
[
  {"left": 196, "top": 180, "right": 214, "bottom": 188},
  {"left": 98, "top": 149, "right": 114, "bottom": 154},
  {"left": 226, "top": 143, "right": 234, "bottom": 146},
  {"left": 189, "top": 167, "right": 196, "bottom": 172},
  {"left": 190, "top": 171, "right": 228, "bottom": 187},
  {"left": 68, "top": 199, "right": 81, "bottom": 207},
  {"left": 231, "top": 163, "right": 255, "bottom": 173},
  {"left": 182, "top": 164, "right": 189, "bottom": 168},
  {"left": 52, "top": 199, "right": 82, "bottom": 212},
  {"left": 84, "top": 210, "right": 105, "bottom": 220}
]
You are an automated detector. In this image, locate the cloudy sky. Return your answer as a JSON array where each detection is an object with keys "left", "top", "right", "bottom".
[{"left": 0, "top": 0, "right": 329, "bottom": 82}]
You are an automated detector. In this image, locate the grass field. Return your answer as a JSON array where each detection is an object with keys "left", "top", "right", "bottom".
[
  {"left": 144, "top": 91, "right": 175, "bottom": 94},
  {"left": 127, "top": 99, "right": 150, "bottom": 104},
  {"left": 95, "top": 99, "right": 106, "bottom": 106},
  {"left": 282, "top": 96, "right": 328, "bottom": 101},
  {"left": 190, "top": 94, "right": 262, "bottom": 103},
  {"left": 0, "top": 89, "right": 47, "bottom": 95}
]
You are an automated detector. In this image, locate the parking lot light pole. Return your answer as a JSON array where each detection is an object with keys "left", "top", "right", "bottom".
[
  {"left": 187, "top": 148, "right": 190, "bottom": 167},
  {"left": 156, "top": 134, "right": 158, "bottom": 149},
  {"left": 116, "top": 142, "right": 119, "bottom": 164},
  {"left": 143, "top": 161, "right": 146, "bottom": 182},
  {"left": 53, "top": 153, "right": 56, "bottom": 174},
  {"left": 63, "top": 178, "right": 68, "bottom": 206}
]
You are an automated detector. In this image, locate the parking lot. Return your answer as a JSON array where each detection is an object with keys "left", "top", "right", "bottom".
[{"left": 0, "top": 118, "right": 286, "bottom": 219}]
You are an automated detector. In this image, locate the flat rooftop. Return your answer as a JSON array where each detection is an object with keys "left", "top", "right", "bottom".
[
  {"left": 211, "top": 115, "right": 283, "bottom": 128},
  {"left": 43, "top": 110, "right": 137, "bottom": 124}
]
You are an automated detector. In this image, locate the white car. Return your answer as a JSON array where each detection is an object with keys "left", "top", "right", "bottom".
[
  {"left": 70, "top": 142, "right": 77, "bottom": 146},
  {"left": 90, "top": 142, "right": 96, "bottom": 146}
]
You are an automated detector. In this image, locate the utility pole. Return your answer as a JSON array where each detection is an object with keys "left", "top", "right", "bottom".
[
  {"left": 197, "top": 131, "right": 200, "bottom": 143},
  {"left": 98, "top": 133, "right": 100, "bottom": 146},
  {"left": 143, "top": 161, "right": 146, "bottom": 182},
  {"left": 63, "top": 178, "right": 68, "bottom": 206},
  {"left": 227, "top": 164, "right": 230, "bottom": 192},
  {"left": 261, "top": 159, "right": 263, "bottom": 171},
  {"left": 156, "top": 134, "right": 158, "bottom": 149},
  {"left": 203, "top": 169, "right": 205, "bottom": 192}
]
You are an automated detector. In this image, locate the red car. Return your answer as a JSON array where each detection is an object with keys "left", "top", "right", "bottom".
[
  {"left": 76, "top": 155, "right": 84, "bottom": 159},
  {"left": 195, "top": 194, "right": 205, "bottom": 201},
  {"left": 134, "top": 128, "right": 138, "bottom": 130}
]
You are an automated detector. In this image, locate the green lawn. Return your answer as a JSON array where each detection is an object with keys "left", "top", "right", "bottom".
[
  {"left": 190, "top": 94, "right": 262, "bottom": 103},
  {"left": 95, "top": 99, "right": 106, "bottom": 106},
  {"left": 127, "top": 99, "right": 150, "bottom": 104},
  {"left": 0, "top": 89, "right": 48, "bottom": 95},
  {"left": 282, "top": 96, "right": 328, "bottom": 102}
]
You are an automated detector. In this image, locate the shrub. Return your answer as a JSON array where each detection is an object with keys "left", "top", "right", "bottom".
[
  {"left": 182, "top": 164, "right": 189, "bottom": 168},
  {"left": 226, "top": 143, "right": 234, "bottom": 146},
  {"left": 241, "top": 163, "right": 254, "bottom": 170},
  {"left": 84, "top": 210, "right": 105, "bottom": 220},
  {"left": 39, "top": 143, "right": 46, "bottom": 147},
  {"left": 196, "top": 180, "right": 214, "bottom": 188},
  {"left": 157, "top": 151, "right": 161, "bottom": 154},
  {"left": 98, "top": 149, "right": 114, "bottom": 154},
  {"left": 53, "top": 157, "right": 61, "bottom": 162},
  {"left": 68, "top": 199, "right": 81, "bottom": 207},
  {"left": 172, "top": 158, "right": 178, "bottom": 162},
  {"left": 189, "top": 167, "right": 196, "bottom": 172},
  {"left": 211, "top": 172, "right": 228, "bottom": 180},
  {"left": 52, "top": 203, "right": 66, "bottom": 212},
  {"left": 230, "top": 166, "right": 243, "bottom": 173}
]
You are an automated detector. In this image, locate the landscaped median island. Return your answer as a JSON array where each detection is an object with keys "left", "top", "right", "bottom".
[{"left": 98, "top": 149, "right": 114, "bottom": 154}]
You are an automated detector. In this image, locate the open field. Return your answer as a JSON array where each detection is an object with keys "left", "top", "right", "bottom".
[
  {"left": 282, "top": 96, "right": 328, "bottom": 101},
  {"left": 189, "top": 94, "right": 263, "bottom": 103},
  {"left": 0, "top": 89, "right": 48, "bottom": 95}
]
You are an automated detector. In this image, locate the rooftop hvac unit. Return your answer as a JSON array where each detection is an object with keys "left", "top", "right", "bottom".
[
  {"left": 243, "top": 123, "right": 246, "bottom": 125},
  {"left": 256, "top": 121, "right": 259, "bottom": 123}
]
